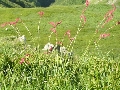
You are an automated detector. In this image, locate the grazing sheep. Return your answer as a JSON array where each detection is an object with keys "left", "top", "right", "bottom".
[
  {"left": 18, "top": 35, "right": 26, "bottom": 43},
  {"left": 55, "top": 44, "right": 73, "bottom": 57},
  {"left": 42, "top": 43, "right": 73, "bottom": 58},
  {"left": 42, "top": 43, "right": 54, "bottom": 53}
]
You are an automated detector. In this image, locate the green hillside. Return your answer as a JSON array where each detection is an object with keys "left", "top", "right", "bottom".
[
  {"left": 0, "top": 0, "right": 120, "bottom": 8},
  {"left": 0, "top": 0, "right": 78, "bottom": 8}
]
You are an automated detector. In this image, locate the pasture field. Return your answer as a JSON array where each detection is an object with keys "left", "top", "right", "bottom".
[{"left": 0, "top": 4, "right": 120, "bottom": 90}]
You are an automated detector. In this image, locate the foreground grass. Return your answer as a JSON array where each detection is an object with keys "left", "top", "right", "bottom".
[
  {"left": 0, "top": 4, "right": 120, "bottom": 89},
  {"left": 0, "top": 44, "right": 120, "bottom": 90}
]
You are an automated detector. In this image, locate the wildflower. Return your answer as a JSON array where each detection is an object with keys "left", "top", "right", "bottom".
[
  {"left": 86, "top": 0, "right": 89, "bottom": 7},
  {"left": 104, "top": 4, "right": 116, "bottom": 18},
  {"left": 70, "top": 37, "right": 74, "bottom": 41},
  {"left": 49, "top": 22, "right": 56, "bottom": 28},
  {"left": 15, "top": 18, "right": 20, "bottom": 23},
  {"left": 20, "top": 54, "right": 30, "bottom": 64},
  {"left": 65, "top": 30, "right": 71, "bottom": 38},
  {"left": 1, "top": 22, "right": 8, "bottom": 27},
  {"left": 100, "top": 33, "right": 110, "bottom": 38},
  {"left": 80, "top": 14, "right": 86, "bottom": 23},
  {"left": 56, "top": 21, "right": 62, "bottom": 26},
  {"left": 38, "top": 11, "right": 44, "bottom": 17},
  {"left": 51, "top": 28, "right": 56, "bottom": 33},
  {"left": 20, "top": 58, "right": 25, "bottom": 64},
  {"left": 49, "top": 21, "right": 62, "bottom": 28},
  {"left": 112, "top": 4, "right": 116, "bottom": 13},
  {"left": 9, "top": 21, "right": 17, "bottom": 25}
]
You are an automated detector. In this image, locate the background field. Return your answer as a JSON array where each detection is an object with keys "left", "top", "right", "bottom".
[{"left": 0, "top": 4, "right": 120, "bottom": 57}]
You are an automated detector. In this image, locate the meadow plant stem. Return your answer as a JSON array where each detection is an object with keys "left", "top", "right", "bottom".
[
  {"left": 55, "top": 34, "right": 58, "bottom": 46},
  {"left": 67, "top": 19, "right": 84, "bottom": 52},
  {"left": 96, "top": 17, "right": 106, "bottom": 29},
  {"left": 16, "top": 27, "right": 21, "bottom": 36},
  {"left": 48, "top": 32, "right": 53, "bottom": 42},
  {"left": 38, "top": 18, "right": 41, "bottom": 34},
  {"left": 70, "top": 22, "right": 84, "bottom": 52},
  {"left": 97, "top": 20, "right": 118, "bottom": 43},
  {"left": 67, "top": 1, "right": 89, "bottom": 52},
  {"left": 21, "top": 21, "right": 33, "bottom": 40},
  {"left": 10, "top": 25, "right": 20, "bottom": 37},
  {"left": 82, "top": 5, "right": 116, "bottom": 57}
]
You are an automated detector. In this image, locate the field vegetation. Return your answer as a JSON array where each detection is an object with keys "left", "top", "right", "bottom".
[{"left": 0, "top": 1, "right": 120, "bottom": 90}]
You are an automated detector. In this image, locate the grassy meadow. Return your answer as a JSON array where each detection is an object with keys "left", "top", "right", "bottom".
[{"left": 0, "top": 4, "right": 120, "bottom": 89}]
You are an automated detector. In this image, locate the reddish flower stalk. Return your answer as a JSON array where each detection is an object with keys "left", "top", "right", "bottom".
[
  {"left": 9, "top": 21, "right": 17, "bottom": 25},
  {"left": 106, "top": 15, "right": 113, "bottom": 23},
  {"left": 100, "top": 33, "right": 110, "bottom": 39},
  {"left": 68, "top": 0, "right": 89, "bottom": 52},
  {"left": 51, "top": 28, "right": 57, "bottom": 33},
  {"left": 15, "top": 18, "right": 20, "bottom": 23},
  {"left": 9, "top": 18, "right": 20, "bottom": 26},
  {"left": 20, "top": 58, "right": 25, "bottom": 64},
  {"left": 61, "top": 30, "right": 71, "bottom": 44},
  {"left": 82, "top": 5, "right": 116, "bottom": 57},
  {"left": 38, "top": 11, "right": 44, "bottom": 17},
  {"left": 1, "top": 18, "right": 20, "bottom": 27},
  {"left": 49, "top": 21, "right": 62, "bottom": 28},
  {"left": 20, "top": 54, "right": 30, "bottom": 64},
  {"left": 64, "top": 30, "right": 71, "bottom": 38},
  {"left": 102, "top": 4, "right": 116, "bottom": 28},
  {"left": 104, "top": 4, "right": 116, "bottom": 18},
  {"left": 86, "top": 0, "right": 89, "bottom": 7},
  {"left": 1, "top": 22, "right": 8, "bottom": 27},
  {"left": 82, "top": 0, "right": 89, "bottom": 14},
  {"left": 38, "top": 11, "right": 44, "bottom": 34},
  {"left": 48, "top": 21, "right": 62, "bottom": 43},
  {"left": 80, "top": 14, "right": 86, "bottom": 24},
  {"left": 56, "top": 21, "right": 62, "bottom": 26},
  {"left": 1, "top": 18, "right": 21, "bottom": 36}
]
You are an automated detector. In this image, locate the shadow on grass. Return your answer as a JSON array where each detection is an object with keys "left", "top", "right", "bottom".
[{"left": 37, "top": 0, "right": 55, "bottom": 7}]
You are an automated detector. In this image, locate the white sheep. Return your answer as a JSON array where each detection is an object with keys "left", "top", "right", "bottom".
[
  {"left": 42, "top": 43, "right": 54, "bottom": 52},
  {"left": 18, "top": 35, "right": 26, "bottom": 43}
]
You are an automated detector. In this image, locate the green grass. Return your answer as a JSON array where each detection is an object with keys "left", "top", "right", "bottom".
[{"left": 0, "top": 4, "right": 120, "bottom": 89}]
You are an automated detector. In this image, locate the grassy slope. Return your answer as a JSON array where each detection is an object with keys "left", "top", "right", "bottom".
[
  {"left": 0, "top": 0, "right": 85, "bottom": 8},
  {"left": 0, "top": 0, "right": 120, "bottom": 8},
  {"left": 0, "top": 4, "right": 120, "bottom": 58}
]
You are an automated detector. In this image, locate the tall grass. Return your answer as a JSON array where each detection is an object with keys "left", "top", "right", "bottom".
[{"left": 0, "top": 45, "right": 119, "bottom": 89}]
